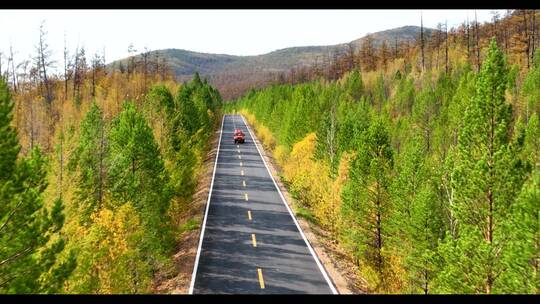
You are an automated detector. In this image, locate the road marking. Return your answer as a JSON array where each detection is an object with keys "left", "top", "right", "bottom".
[
  {"left": 251, "top": 234, "right": 257, "bottom": 247},
  {"left": 240, "top": 161, "right": 243, "bottom": 167},
  {"left": 237, "top": 149, "right": 240, "bottom": 153},
  {"left": 238, "top": 155, "right": 242, "bottom": 159},
  {"left": 248, "top": 210, "right": 252, "bottom": 220},
  {"left": 244, "top": 193, "right": 249, "bottom": 201},
  {"left": 241, "top": 169, "right": 244, "bottom": 176},
  {"left": 243, "top": 180, "right": 246, "bottom": 187},
  {"left": 189, "top": 115, "right": 225, "bottom": 294},
  {"left": 241, "top": 115, "right": 338, "bottom": 294},
  {"left": 257, "top": 268, "right": 265, "bottom": 289},
  {"left": 237, "top": 145, "right": 239, "bottom": 148}
]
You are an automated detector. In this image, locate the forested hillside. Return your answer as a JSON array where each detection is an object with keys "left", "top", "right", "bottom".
[
  {"left": 226, "top": 36, "right": 540, "bottom": 293},
  {"left": 108, "top": 26, "right": 435, "bottom": 100},
  {"left": 0, "top": 28, "right": 222, "bottom": 293}
]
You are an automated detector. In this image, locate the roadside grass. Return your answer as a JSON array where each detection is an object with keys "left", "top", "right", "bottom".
[
  {"left": 294, "top": 205, "right": 319, "bottom": 226},
  {"left": 179, "top": 218, "right": 199, "bottom": 234}
]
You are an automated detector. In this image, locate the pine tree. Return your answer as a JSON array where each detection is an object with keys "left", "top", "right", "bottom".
[
  {"left": 173, "top": 85, "right": 199, "bottom": 139},
  {"left": 523, "top": 113, "right": 540, "bottom": 167},
  {"left": 345, "top": 68, "right": 364, "bottom": 101},
  {"left": 0, "top": 78, "right": 73, "bottom": 293},
  {"left": 341, "top": 116, "right": 394, "bottom": 292},
  {"left": 438, "top": 39, "right": 525, "bottom": 294},
  {"left": 412, "top": 85, "right": 437, "bottom": 154},
  {"left": 390, "top": 133, "right": 447, "bottom": 293},
  {"left": 68, "top": 102, "right": 108, "bottom": 224},
  {"left": 108, "top": 101, "right": 173, "bottom": 259},
  {"left": 505, "top": 168, "right": 540, "bottom": 293},
  {"left": 521, "top": 50, "right": 540, "bottom": 120}
]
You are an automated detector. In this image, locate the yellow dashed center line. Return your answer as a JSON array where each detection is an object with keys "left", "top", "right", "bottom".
[
  {"left": 244, "top": 193, "right": 249, "bottom": 201},
  {"left": 248, "top": 210, "right": 252, "bottom": 220},
  {"left": 251, "top": 234, "right": 257, "bottom": 247},
  {"left": 257, "top": 268, "right": 265, "bottom": 289}
]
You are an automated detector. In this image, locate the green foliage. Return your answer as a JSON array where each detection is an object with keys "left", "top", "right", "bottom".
[
  {"left": 179, "top": 218, "right": 199, "bottom": 234},
  {"left": 0, "top": 78, "right": 72, "bottom": 293},
  {"left": 503, "top": 168, "right": 540, "bottom": 293},
  {"left": 0, "top": 78, "right": 20, "bottom": 181},
  {"left": 63, "top": 77, "right": 221, "bottom": 293},
  {"left": 224, "top": 37, "right": 538, "bottom": 294},
  {"left": 69, "top": 102, "right": 108, "bottom": 224},
  {"left": 522, "top": 50, "right": 540, "bottom": 120},
  {"left": 108, "top": 101, "right": 174, "bottom": 256},
  {"left": 345, "top": 68, "right": 364, "bottom": 101},
  {"left": 341, "top": 117, "right": 394, "bottom": 291},
  {"left": 439, "top": 39, "right": 526, "bottom": 293}
]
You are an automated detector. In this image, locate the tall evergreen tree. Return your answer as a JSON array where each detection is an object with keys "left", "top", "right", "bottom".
[
  {"left": 438, "top": 39, "right": 525, "bottom": 293},
  {"left": 108, "top": 101, "right": 173, "bottom": 259},
  {"left": 504, "top": 168, "right": 540, "bottom": 293},
  {"left": 0, "top": 78, "right": 74, "bottom": 293},
  {"left": 390, "top": 133, "right": 446, "bottom": 293},
  {"left": 345, "top": 68, "right": 364, "bottom": 101},
  {"left": 68, "top": 102, "right": 108, "bottom": 224},
  {"left": 341, "top": 116, "right": 394, "bottom": 291}
]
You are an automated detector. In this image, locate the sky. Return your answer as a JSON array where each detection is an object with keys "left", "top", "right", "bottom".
[{"left": 0, "top": 9, "right": 507, "bottom": 74}]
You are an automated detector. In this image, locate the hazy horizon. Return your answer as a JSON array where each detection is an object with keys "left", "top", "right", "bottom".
[{"left": 0, "top": 9, "right": 506, "bottom": 74}]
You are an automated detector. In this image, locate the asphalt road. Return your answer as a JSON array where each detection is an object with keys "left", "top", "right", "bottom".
[{"left": 190, "top": 114, "right": 336, "bottom": 294}]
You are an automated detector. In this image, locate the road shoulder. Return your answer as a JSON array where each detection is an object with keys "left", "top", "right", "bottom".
[{"left": 153, "top": 119, "right": 221, "bottom": 294}]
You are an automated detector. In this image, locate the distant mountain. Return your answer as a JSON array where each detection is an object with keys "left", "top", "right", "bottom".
[
  {"left": 109, "top": 25, "right": 436, "bottom": 98},
  {"left": 350, "top": 25, "right": 436, "bottom": 48}
]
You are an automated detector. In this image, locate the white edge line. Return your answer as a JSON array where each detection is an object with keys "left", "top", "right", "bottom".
[
  {"left": 188, "top": 114, "right": 225, "bottom": 294},
  {"left": 240, "top": 115, "right": 339, "bottom": 295}
]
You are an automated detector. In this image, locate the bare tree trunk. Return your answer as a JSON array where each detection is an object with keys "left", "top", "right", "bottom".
[
  {"left": 467, "top": 17, "right": 471, "bottom": 62},
  {"left": 532, "top": 10, "right": 536, "bottom": 64},
  {"left": 9, "top": 45, "right": 18, "bottom": 93},
  {"left": 38, "top": 23, "right": 52, "bottom": 105},
  {"left": 29, "top": 96, "right": 35, "bottom": 150},
  {"left": 523, "top": 10, "right": 531, "bottom": 69},
  {"left": 394, "top": 36, "right": 398, "bottom": 60},
  {"left": 72, "top": 44, "right": 79, "bottom": 102},
  {"left": 475, "top": 11, "right": 481, "bottom": 72},
  {"left": 445, "top": 20, "right": 449, "bottom": 74},
  {"left": 421, "top": 12, "right": 425, "bottom": 71},
  {"left": 143, "top": 48, "right": 149, "bottom": 94},
  {"left": 63, "top": 33, "right": 68, "bottom": 101},
  {"left": 347, "top": 43, "right": 355, "bottom": 71}
]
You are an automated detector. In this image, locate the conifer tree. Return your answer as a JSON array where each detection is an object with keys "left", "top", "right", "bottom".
[
  {"left": 390, "top": 134, "right": 446, "bottom": 293},
  {"left": 345, "top": 68, "right": 364, "bottom": 101},
  {"left": 108, "top": 101, "right": 173, "bottom": 259},
  {"left": 439, "top": 39, "right": 524, "bottom": 294},
  {"left": 0, "top": 78, "right": 73, "bottom": 293},
  {"left": 68, "top": 102, "right": 108, "bottom": 224},
  {"left": 504, "top": 168, "right": 540, "bottom": 293},
  {"left": 341, "top": 116, "right": 394, "bottom": 291}
]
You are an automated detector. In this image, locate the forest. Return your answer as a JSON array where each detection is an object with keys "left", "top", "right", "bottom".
[
  {"left": 1, "top": 9, "right": 539, "bottom": 294},
  {"left": 0, "top": 21, "right": 222, "bottom": 292},
  {"left": 225, "top": 10, "right": 540, "bottom": 294}
]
